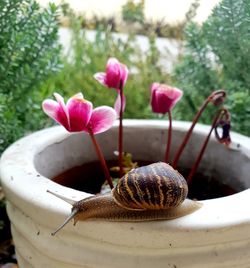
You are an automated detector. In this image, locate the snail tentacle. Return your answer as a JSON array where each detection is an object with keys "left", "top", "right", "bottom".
[
  {"left": 47, "top": 190, "right": 75, "bottom": 205},
  {"left": 51, "top": 209, "right": 78, "bottom": 236}
]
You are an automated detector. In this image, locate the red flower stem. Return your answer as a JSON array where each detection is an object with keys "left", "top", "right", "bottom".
[
  {"left": 89, "top": 131, "right": 114, "bottom": 189},
  {"left": 172, "top": 90, "right": 226, "bottom": 169},
  {"left": 186, "top": 108, "right": 226, "bottom": 185},
  {"left": 118, "top": 87, "right": 124, "bottom": 177},
  {"left": 165, "top": 111, "right": 172, "bottom": 163}
]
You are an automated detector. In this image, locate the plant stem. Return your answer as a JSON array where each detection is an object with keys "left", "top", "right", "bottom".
[
  {"left": 172, "top": 90, "right": 226, "bottom": 169},
  {"left": 118, "top": 87, "right": 124, "bottom": 177},
  {"left": 89, "top": 131, "right": 114, "bottom": 189},
  {"left": 186, "top": 108, "right": 226, "bottom": 185},
  {"left": 165, "top": 111, "right": 172, "bottom": 163}
]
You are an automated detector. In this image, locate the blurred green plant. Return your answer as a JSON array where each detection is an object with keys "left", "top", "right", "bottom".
[
  {"left": 59, "top": 1, "right": 199, "bottom": 40},
  {"left": 121, "top": 0, "right": 145, "bottom": 24},
  {"left": 174, "top": 0, "right": 250, "bottom": 135},
  {"left": 41, "top": 3, "right": 171, "bottom": 122},
  {"left": 139, "top": 0, "right": 200, "bottom": 40},
  {"left": 0, "top": 0, "right": 61, "bottom": 153}
]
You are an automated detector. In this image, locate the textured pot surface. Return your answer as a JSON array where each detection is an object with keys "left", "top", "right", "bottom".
[{"left": 0, "top": 120, "right": 250, "bottom": 268}]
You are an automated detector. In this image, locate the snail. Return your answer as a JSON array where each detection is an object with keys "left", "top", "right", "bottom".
[{"left": 48, "top": 162, "right": 202, "bottom": 235}]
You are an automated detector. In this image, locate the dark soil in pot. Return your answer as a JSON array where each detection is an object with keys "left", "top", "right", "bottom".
[{"left": 53, "top": 160, "right": 238, "bottom": 200}]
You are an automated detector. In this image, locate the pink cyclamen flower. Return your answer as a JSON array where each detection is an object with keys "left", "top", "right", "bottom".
[
  {"left": 94, "top": 57, "right": 129, "bottom": 90},
  {"left": 150, "top": 83, "right": 183, "bottom": 114},
  {"left": 42, "top": 93, "right": 116, "bottom": 134}
]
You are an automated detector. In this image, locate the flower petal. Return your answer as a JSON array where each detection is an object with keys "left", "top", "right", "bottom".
[
  {"left": 54, "top": 92, "right": 69, "bottom": 118},
  {"left": 114, "top": 92, "right": 126, "bottom": 117},
  {"left": 93, "top": 72, "right": 108, "bottom": 88},
  {"left": 66, "top": 93, "right": 93, "bottom": 132},
  {"left": 150, "top": 82, "right": 160, "bottom": 94},
  {"left": 106, "top": 58, "right": 121, "bottom": 89},
  {"left": 164, "top": 87, "right": 183, "bottom": 101},
  {"left": 119, "top": 63, "right": 129, "bottom": 88},
  {"left": 150, "top": 83, "right": 183, "bottom": 114},
  {"left": 42, "top": 98, "right": 70, "bottom": 131},
  {"left": 87, "top": 106, "right": 117, "bottom": 134},
  {"left": 94, "top": 58, "right": 129, "bottom": 90},
  {"left": 155, "top": 90, "right": 173, "bottom": 113}
]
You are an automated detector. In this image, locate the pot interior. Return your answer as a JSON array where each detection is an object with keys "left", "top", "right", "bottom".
[{"left": 34, "top": 125, "right": 250, "bottom": 200}]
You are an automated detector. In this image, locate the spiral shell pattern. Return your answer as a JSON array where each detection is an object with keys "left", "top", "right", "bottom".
[{"left": 112, "top": 162, "right": 188, "bottom": 210}]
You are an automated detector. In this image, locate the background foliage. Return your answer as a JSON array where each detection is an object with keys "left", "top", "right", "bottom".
[
  {"left": 122, "top": 0, "right": 145, "bottom": 24},
  {"left": 60, "top": 0, "right": 200, "bottom": 40},
  {"left": 0, "top": 0, "right": 249, "bottom": 156},
  {"left": 0, "top": 0, "right": 61, "bottom": 153},
  {"left": 41, "top": 3, "right": 171, "bottom": 123},
  {"left": 174, "top": 0, "right": 250, "bottom": 135}
]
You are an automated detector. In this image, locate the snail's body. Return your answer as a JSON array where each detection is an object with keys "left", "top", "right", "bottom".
[
  {"left": 74, "top": 194, "right": 201, "bottom": 222},
  {"left": 48, "top": 162, "right": 202, "bottom": 235}
]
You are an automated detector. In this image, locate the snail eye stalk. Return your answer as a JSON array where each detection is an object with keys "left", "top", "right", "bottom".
[{"left": 51, "top": 209, "right": 78, "bottom": 236}]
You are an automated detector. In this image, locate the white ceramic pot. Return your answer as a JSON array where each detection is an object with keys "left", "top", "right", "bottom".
[{"left": 0, "top": 120, "right": 250, "bottom": 268}]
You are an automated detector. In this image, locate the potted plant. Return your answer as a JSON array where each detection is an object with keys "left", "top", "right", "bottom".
[{"left": 0, "top": 58, "right": 250, "bottom": 268}]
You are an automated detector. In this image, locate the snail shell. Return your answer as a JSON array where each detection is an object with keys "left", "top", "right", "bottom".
[
  {"left": 112, "top": 162, "right": 188, "bottom": 210},
  {"left": 48, "top": 162, "right": 202, "bottom": 235}
]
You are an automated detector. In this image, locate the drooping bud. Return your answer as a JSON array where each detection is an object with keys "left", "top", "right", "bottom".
[{"left": 150, "top": 83, "right": 183, "bottom": 114}]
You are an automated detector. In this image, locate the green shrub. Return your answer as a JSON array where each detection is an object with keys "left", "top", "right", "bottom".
[
  {"left": 0, "top": 0, "right": 61, "bottom": 153},
  {"left": 121, "top": 0, "right": 145, "bottom": 24},
  {"left": 138, "top": 0, "right": 200, "bottom": 40},
  {"left": 174, "top": 0, "right": 250, "bottom": 135}
]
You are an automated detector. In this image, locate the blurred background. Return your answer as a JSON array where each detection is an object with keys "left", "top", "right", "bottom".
[
  {"left": 37, "top": 0, "right": 220, "bottom": 23},
  {"left": 0, "top": 0, "right": 249, "bottom": 161},
  {"left": 1, "top": 0, "right": 249, "bottom": 158}
]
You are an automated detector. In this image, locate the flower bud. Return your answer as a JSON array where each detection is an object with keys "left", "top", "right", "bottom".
[
  {"left": 94, "top": 58, "right": 128, "bottom": 90},
  {"left": 150, "top": 83, "right": 183, "bottom": 114}
]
